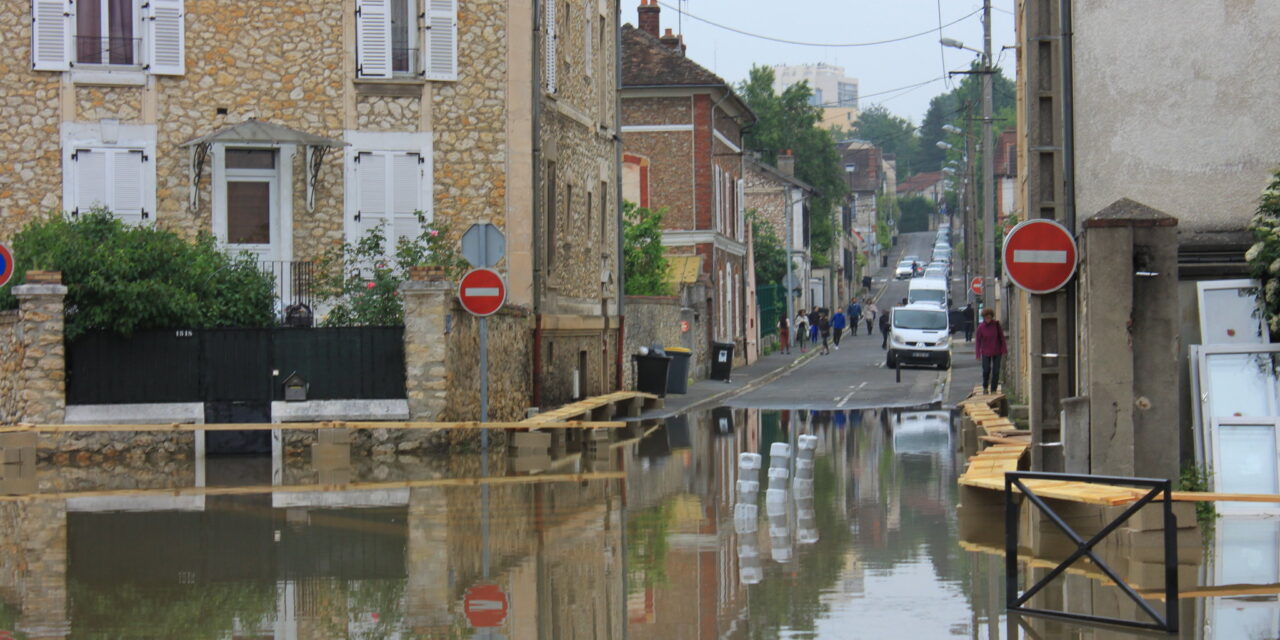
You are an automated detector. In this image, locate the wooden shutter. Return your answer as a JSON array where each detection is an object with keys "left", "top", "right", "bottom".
[
  {"left": 424, "top": 0, "right": 457, "bottom": 81},
  {"left": 356, "top": 0, "right": 393, "bottom": 79},
  {"left": 146, "top": 0, "right": 185, "bottom": 75},
  {"left": 355, "top": 152, "right": 389, "bottom": 239},
  {"left": 111, "top": 150, "right": 147, "bottom": 225},
  {"left": 31, "top": 0, "right": 71, "bottom": 71},
  {"left": 544, "top": 0, "right": 557, "bottom": 93},
  {"left": 73, "top": 149, "right": 110, "bottom": 213},
  {"left": 390, "top": 152, "right": 424, "bottom": 243}
]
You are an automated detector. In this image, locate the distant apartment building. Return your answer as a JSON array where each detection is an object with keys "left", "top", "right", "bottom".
[{"left": 772, "top": 63, "right": 859, "bottom": 109}]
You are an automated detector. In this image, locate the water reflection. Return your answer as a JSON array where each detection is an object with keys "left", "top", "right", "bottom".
[{"left": 2, "top": 409, "right": 1279, "bottom": 638}]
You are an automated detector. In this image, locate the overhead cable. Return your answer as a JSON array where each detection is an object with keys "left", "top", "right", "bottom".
[{"left": 655, "top": 2, "right": 983, "bottom": 48}]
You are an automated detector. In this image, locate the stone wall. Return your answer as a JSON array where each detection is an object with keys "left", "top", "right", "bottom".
[
  {"left": 445, "top": 301, "right": 535, "bottom": 422},
  {"left": 623, "top": 295, "right": 684, "bottom": 389},
  {"left": 745, "top": 164, "right": 787, "bottom": 241},
  {"left": 3, "top": 283, "right": 68, "bottom": 426},
  {"left": 0, "top": 311, "right": 19, "bottom": 423},
  {"left": 0, "top": 3, "right": 63, "bottom": 240}
]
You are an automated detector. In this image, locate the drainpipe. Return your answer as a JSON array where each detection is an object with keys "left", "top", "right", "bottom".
[
  {"left": 1060, "top": 0, "right": 1077, "bottom": 394},
  {"left": 614, "top": 0, "right": 626, "bottom": 391},
  {"left": 531, "top": 0, "right": 545, "bottom": 408}
]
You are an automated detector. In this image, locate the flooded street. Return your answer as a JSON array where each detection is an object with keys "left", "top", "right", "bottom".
[{"left": 1, "top": 408, "right": 1277, "bottom": 639}]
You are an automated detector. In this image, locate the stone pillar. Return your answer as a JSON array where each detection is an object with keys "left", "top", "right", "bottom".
[
  {"left": 406, "top": 487, "right": 453, "bottom": 633},
  {"left": 13, "top": 274, "right": 68, "bottom": 425},
  {"left": 1081, "top": 199, "right": 1180, "bottom": 480},
  {"left": 401, "top": 275, "right": 451, "bottom": 420}
]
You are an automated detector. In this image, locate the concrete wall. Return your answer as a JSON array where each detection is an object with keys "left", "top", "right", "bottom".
[{"left": 1072, "top": 0, "right": 1280, "bottom": 233}]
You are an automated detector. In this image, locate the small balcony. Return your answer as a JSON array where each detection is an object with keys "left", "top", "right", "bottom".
[{"left": 74, "top": 36, "right": 142, "bottom": 67}]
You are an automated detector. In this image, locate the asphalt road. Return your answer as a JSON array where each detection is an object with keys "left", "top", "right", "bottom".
[{"left": 728, "top": 231, "right": 954, "bottom": 411}]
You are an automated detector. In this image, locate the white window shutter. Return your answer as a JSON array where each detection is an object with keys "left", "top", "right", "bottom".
[
  {"left": 146, "top": 0, "right": 185, "bottom": 75},
  {"left": 390, "top": 152, "right": 424, "bottom": 243},
  {"left": 544, "top": 0, "right": 557, "bottom": 93},
  {"left": 111, "top": 150, "right": 147, "bottom": 226},
  {"left": 73, "top": 149, "right": 110, "bottom": 214},
  {"left": 736, "top": 178, "right": 745, "bottom": 241},
  {"left": 356, "top": 152, "right": 389, "bottom": 239},
  {"left": 424, "top": 0, "right": 457, "bottom": 81},
  {"left": 31, "top": 0, "right": 71, "bottom": 71},
  {"left": 583, "top": 0, "right": 592, "bottom": 78},
  {"left": 356, "top": 0, "right": 393, "bottom": 79}
]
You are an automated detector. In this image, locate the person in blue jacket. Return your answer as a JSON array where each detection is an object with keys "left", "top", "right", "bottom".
[
  {"left": 831, "top": 308, "right": 847, "bottom": 349},
  {"left": 847, "top": 299, "right": 863, "bottom": 335}
]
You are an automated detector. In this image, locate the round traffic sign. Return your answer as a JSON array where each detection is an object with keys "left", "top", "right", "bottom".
[
  {"left": 458, "top": 268, "right": 507, "bottom": 317},
  {"left": 0, "top": 243, "right": 13, "bottom": 288},
  {"left": 1002, "top": 219, "right": 1078, "bottom": 294},
  {"left": 464, "top": 583, "right": 509, "bottom": 628},
  {"left": 970, "top": 276, "right": 983, "bottom": 296}
]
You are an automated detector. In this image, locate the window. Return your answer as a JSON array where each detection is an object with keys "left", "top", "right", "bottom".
[
  {"left": 356, "top": 0, "right": 456, "bottom": 80},
  {"left": 32, "top": 0, "right": 184, "bottom": 74},
  {"left": 69, "top": 148, "right": 148, "bottom": 225},
  {"left": 838, "top": 82, "right": 858, "bottom": 108},
  {"left": 545, "top": 161, "right": 557, "bottom": 266},
  {"left": 544, "top": 0, "right": 557, "bottom": 93},
  {"left": 353, "top": 151, "right": 427, "bottom": 245}
]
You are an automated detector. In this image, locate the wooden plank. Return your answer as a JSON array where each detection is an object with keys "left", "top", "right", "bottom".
[
  {"left": 0, "top": 420, "right": 625, "bottom": 433},
  {"left": 0, "top": 470, "right": 626, "bottom": 503},
  {"left": 1164, "top": 491, "right": 1280, "bottom": 503}
]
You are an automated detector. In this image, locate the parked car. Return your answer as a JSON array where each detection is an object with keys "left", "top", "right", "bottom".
[
  {"left": 907, "top": 277, "right": 949, "bottom": 307},
  {"left": 895, "top": 259, "right": 916, "bottom": 280},
  {"left": 887, "top": 304, "right": 952, "bottom": 370}
]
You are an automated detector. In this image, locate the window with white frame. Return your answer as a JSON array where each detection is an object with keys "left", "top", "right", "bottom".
[
  {"left": 544, "top": 0, "right": 557, "bottom": 93},
  {"left": 62, "top": 123, "right": 157, "bottom": 227},
  {"left": 344, "top": 132, "right": 434, "bottom": 252},
  {"left": 355, "top": 0, "right": 457, "bottom": 80},
  {"left": 31, "top": 0, "right": 185, "bottom": 74}
]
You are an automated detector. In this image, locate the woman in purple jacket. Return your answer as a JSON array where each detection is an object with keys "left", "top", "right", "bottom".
[{"left": 974, "top": 308, "right": 1008, "bottom": 394}]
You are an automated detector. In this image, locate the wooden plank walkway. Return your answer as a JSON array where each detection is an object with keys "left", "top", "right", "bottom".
[
  {"left": 956, "top": 389, "right": 1280, "bottom": 505},
  {"left": 521, "top": 391, "right": 662, "bottom": 425}
]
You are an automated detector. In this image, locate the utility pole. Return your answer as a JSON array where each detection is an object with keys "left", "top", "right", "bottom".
[
  {"left": 981, "top": 0, "right": 996, "bottom": 305},
  {"left": 964, "top": 129, "right": 976, "bottom": 307}
]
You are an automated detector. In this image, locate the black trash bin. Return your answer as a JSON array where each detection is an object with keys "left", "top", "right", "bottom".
[
  {"left": 665, "top": 347, "right": 692, "bottom": 394},
  {"left": 632, "top": 352, "right": 672, "bottom": 396},
  {"left": 710, "top": 341, "right": 735, "bottom": 382}
]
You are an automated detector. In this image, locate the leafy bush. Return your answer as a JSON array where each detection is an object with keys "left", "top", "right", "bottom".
[
  {"left": 314, "top": 220, "right": 467, "bottom": 327},
  {"left": 0, "top": 210, "right": 276, "bottom": 338},
  {"left": 1246, "top": 170, "right": 1280, "bottom": 337},
  {"left": 623, "top": 201, "right": 671, "bottom": 296},
  {"left": 750, "top": 210, "right": 787, "bottom": 286}
]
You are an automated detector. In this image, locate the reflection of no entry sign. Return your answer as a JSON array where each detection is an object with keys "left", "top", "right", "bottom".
[
  {"left": 1002, "top": 219, "right": 1078, "bottom": 294},
  {"left": 458, "top": 268, "right": 506, "bottom": 317},
  {"left": 465, "top": 584, "right": 509, "bottom": 628},
  {"left": 0, "top": 243, "right": 13, "bottom": 288}
]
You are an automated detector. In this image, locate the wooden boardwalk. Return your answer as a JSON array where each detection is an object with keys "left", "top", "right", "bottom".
[{"left": 521, "top": 391, "right": 662, "bottom": 425}]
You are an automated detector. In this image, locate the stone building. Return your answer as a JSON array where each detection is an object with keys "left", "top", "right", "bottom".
[
  {"left": 2, "top": 0, "right": 623, "bottom": 416},
  {"left": 620, "top": 0, "right": 755, "bottom": 365},
  {"left": 744, "top": 153, "right": 816, "bottom": 319}
]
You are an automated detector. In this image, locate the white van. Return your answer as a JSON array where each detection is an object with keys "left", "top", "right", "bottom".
[
  {"left": 887, "top": 304, "right": 951, "bottom": 369},
  {"left": 907, "top": 277, "right": 949, "bottom": 307}
]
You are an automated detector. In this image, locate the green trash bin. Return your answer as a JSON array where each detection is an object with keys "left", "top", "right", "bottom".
[{"left": 665, "top": 347, "right": 692, "bottom": 394}]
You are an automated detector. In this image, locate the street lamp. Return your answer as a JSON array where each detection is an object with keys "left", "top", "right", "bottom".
[
  {"left": 942, "top": 124, "right": 962, "bottom": 135},
  {"left": 936, "top": 140, "right": 953, "bottom": 151}
]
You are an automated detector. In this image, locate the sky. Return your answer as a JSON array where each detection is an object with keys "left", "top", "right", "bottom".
[{"left": 635, "top": 0, "right": 1017, "bottom": 124}]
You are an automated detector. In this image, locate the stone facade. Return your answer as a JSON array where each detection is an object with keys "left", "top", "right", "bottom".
[
  {"left": 445, "top": 300, "right": 535, "bottom": 422},
  {"left": 8, "top": 284, "right": 68, "bottom": 425}
]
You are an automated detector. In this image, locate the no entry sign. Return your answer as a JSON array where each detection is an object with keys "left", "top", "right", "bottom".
[
  {"left": 970, "top": 276, "right": 983, "bottom": 296},
  {"left": 465, "top": 583, "right": 509, "bottom": 628},
  {"left": 1003, "top": 219, "right": 1078, "bottom": 294},
  {"left": 0, "top": 243, "right": 13, "bottom": 288},
  {"left": 458, "top": 268, "right": 506, "bottom": 317}
]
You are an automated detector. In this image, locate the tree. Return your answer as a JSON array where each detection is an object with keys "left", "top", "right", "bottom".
[
  {"left": 314, "top": 220, "right": 467, "bottom": 327},
  {"left": 622, "top": 201, "right": 671, "bottom": 296},
  {"left": 1247, "top": 170, "right": 1280, "bottom": 338},
  {"left": 851, "top": 105, "right": 921, "bottom": 175},
  {"left": 0, "top": 210, "right": 276, "bottom": 339},
  {"left": 898, "top": 195, "right": 936, "bottom": 233},
  {"left": 739, "top": 66, "right": 848, "bottom": 266},
  {"left": 750, "top": 210, "right": 787, "bottom": 286}
]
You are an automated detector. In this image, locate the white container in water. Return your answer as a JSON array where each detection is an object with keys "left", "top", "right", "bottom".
[
  {"left": 797, "top": 529, "right": 820, "bottom": 544},
  {"left": 736, "top": 479, "right": 759, "bottom": 496},
  {"left": 734, "top": 502, "right": 758, "bottom": 521},
  {"left": 767, "top": 467, "right": 789, "bottom": 480},
  {"left": 740, "top": 565, "right": 763, "bottom": 584},
  {"left": 798, "top": 434, "right": 818, "bottom": 451},
  {"left": 792, "top": 477, "right": 814, "bottom": 498},
  {"left": 769, "top": 442, "right": 792, "bottom": 458},
  {"left": 737, "top": 542, "right": 759, "bottom": 559},
  {"left": 795, "top": 458, "right": 814, "bottom": 477},
  {"left": 771, "top": 546, "right": 793, "bottom": 563},
  {"left": 738, "top": 452, "right": 762, "bottom": 470}
]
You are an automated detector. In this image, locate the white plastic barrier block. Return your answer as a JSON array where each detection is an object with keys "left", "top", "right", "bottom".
[
  {"left": 738, "top": 452, "right": 762, "bottom": 470},
  {"left": 736, "top": 480, "right": 759, "bottom": 495},
  {"left": 740, "top": 565, "right": 763, "bottom": 584},
  {"left": 797, "top": 529, "right": 819, "bottom": 544},
  {"left": 767, "top": 467, "right": 789, "bottom": 480},
  {"left": 769, "top": 442, "right": 792, "bottom": 458},
  {"left": 797, "top": 434, "right": 818, "bottom": 451}
]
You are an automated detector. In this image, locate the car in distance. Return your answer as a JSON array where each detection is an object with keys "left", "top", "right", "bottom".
[{"left": 887, "top": 303, "right": 952, "bottom": 369}]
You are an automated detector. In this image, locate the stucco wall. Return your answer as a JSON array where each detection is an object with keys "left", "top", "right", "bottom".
[{"left": 1072, "top": 0, "right": 1280, "bottom": 232}]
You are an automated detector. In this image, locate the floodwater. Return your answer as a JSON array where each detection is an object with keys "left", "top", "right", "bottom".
[{"left": 0, "top": 408, "right": 1277, "bottom": 639}]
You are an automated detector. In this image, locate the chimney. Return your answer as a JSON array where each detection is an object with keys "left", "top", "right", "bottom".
[
  {"left": 638, "top": 0, "right": 660, "bottom": 39},
  {"left": 777, "top": 150, "right": 795, "bottom": 177},
  {"left": 659, "top": 28, "right": 685, "bottom": 54}
]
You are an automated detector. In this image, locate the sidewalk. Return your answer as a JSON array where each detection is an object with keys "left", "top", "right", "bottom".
[{"left": 641, "top": 240, "right": 911, "bottom": 419}]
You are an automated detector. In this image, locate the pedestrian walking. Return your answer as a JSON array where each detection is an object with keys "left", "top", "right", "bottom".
[
  {"left": 808, "top": 307, "right": 820, "bottom": 347},
  {"left": 795, "top": 311, "right": 809, "bottom": 353},
  {"left": 818, "top": 312, "right": 832, "bottom": 355},
  {"left": 862, "top": 274, "right": 872, "bottom": 293},
  {"left": 831, "top": 308, "right": 847, "bottom": 348},
  {"left": 847, "top": 299, "right": 862, "bottom": 336},
  {"left": 778, "top": 315, "right": 791, "bottom": 354},
  {"left": 864, "top": 301, "right": 878, "bottom": 335},
  {"left": 878, "top": 308, "right": 891, "bottom": 349},
  {"left": 975, "top": 308, "right": 1008, "bottom": 394},
  {"left": 961, "top": 304, "right": 976, "bottom": 341}
]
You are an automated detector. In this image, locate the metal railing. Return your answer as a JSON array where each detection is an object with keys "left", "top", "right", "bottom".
[
  {"left": 1004, "top": 471, "right": 1178, "bottom": 633},
  {"left": 258, "top": 260, "right": 316, "bottom": 322},
  {"left": 74, "top": 35, "right": 141, "bottom": 66}
]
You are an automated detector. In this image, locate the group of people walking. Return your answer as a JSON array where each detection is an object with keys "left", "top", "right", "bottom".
[{"left": 777, "top": 297, "right": 882, "bottom": 357}]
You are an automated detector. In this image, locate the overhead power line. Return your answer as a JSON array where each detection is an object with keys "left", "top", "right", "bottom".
[{"left": 655, "top": 2, "right": 983, "bottom": 48}]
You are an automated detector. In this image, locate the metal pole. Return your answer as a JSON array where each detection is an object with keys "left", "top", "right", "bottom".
[
  {"left": 784, "top": 186, "right": 794, "bottom": 334},
  {"left": 981, "top": 0, "right": 996, "bottom": 299},
  {"left": 480, "top": 316, "right": 491, "bottom": 582}
]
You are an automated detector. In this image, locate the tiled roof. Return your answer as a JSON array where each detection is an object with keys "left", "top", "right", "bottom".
[
  {"left": 897, "top": 171, "right": 944, "bottom": 195},
  {"left": 622, "top": 24, "right": 728, "bottom": 87}
]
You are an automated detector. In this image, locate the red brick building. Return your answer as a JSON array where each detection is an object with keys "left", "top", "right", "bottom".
[{"left": 621, "top": 0, "right": 756, "bottom": 364}]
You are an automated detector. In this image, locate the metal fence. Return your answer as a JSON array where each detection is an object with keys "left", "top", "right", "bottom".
[
  {"left": 66, "top": 326, "right": 405, "bottom": 405},
  {"left": 258, "top": 260, "right": 317, "bottom": 318},
  {"left": 757, "top": 284, "right": 786, "bottom": 337}
]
